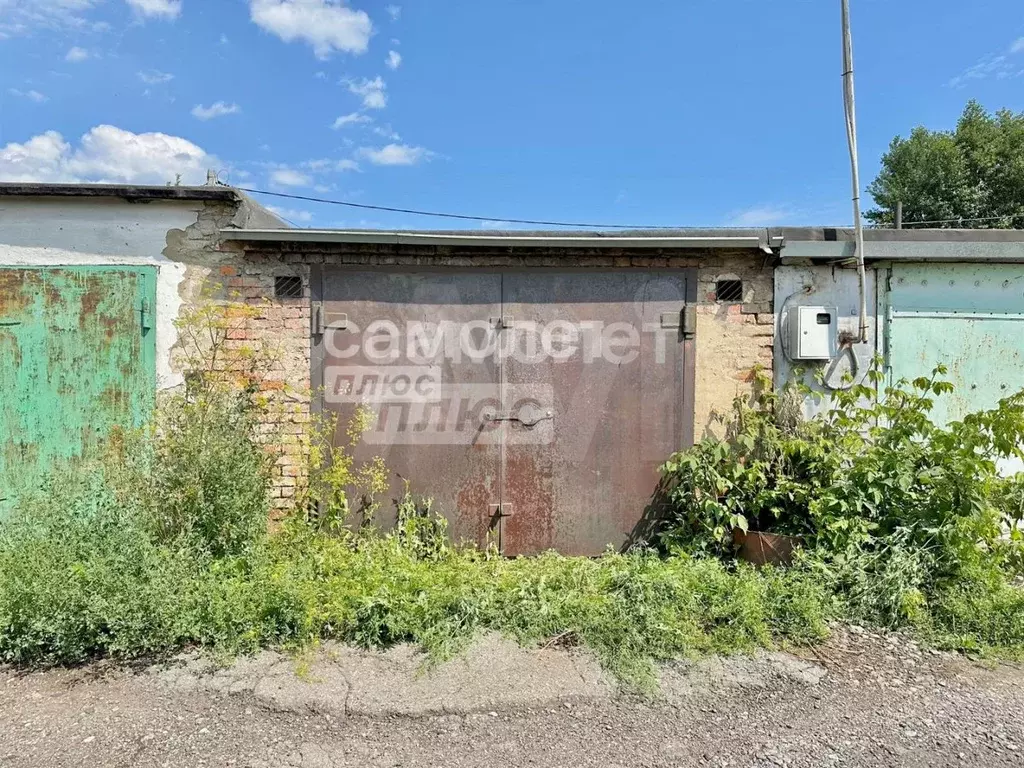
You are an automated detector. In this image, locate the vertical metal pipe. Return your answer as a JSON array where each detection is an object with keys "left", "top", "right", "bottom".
[
  {"left": 895, "top": 201, "right": 903, "bottom": 230},
  {"left": 842, "top": 0, "right": 870, "bottom": 344}
]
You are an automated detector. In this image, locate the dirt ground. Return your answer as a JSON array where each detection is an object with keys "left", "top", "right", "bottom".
[{"left": 2, "top": 628, "right": 1023, "bottom": 768}]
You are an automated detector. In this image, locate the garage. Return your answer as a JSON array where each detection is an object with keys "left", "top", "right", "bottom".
[
  {"left": 224, "top": 228, "right": 778, "bottom": 556},
  {"left": 312, "top": 268, "right": 695, "bottom": 555},
  {"left": 883, "top": 262, "right": 1024, "bottom": 426}
]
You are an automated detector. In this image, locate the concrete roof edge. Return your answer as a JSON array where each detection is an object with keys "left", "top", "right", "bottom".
[
  {"left": 775, "top": 226, "right": 1024, "bottom": 243},
  {"left": 0, "top": 182, "right": 240, "bottom": 203},
  {"left": 220, "top": 228, "right": 773, "bottom": 250}
]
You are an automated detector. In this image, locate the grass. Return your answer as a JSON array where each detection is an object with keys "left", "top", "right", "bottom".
[
  {"left": 3, "top": 328, "right": 1023, "bottom": 688},
  {"left": 3, "top": 469, "right": 1024, "bottom": 688},
  {"left": 0, "top": 475, "right": 833, "bottom": 688}
]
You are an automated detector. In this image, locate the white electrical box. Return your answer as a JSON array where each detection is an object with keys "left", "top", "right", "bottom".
[{"left": 789, "top": 305, "right": 838, "bottom": 360}]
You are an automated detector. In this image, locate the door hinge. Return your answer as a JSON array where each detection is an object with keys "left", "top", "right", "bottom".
[
  {"left": 140, "top": 298, "right": 152, "bottom": 331},
  {"left": 313, "top": 304, "right": 348, "bottom": 336},
  {"left": 661, "top": 307, "right": 697, "bottom": 339},
  {"left": 682, "top": 305, "right": 697, "bottom": 339}
]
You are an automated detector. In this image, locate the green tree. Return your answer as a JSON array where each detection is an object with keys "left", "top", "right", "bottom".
[{"left": 867, "top": 101, "right": 1024, "bottom": 228}]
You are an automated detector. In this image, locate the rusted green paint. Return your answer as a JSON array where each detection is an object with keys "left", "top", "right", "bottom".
[
  {"left": 885, "top": 263, "right": 1024, "bottom": 425},
  {"left": 0, "top": 267, "right": 156, "bottom": 514}
]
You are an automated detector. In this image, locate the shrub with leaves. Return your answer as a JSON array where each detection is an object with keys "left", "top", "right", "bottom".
[
  {"left": 659, "top": 370, "right": 839, "bottom": 556},
  {"left": 110, "top": 299, "right": 278, "bottom": 558},
  {"left": 660, "top": 362, "right": 1024, "bottom": 640}
]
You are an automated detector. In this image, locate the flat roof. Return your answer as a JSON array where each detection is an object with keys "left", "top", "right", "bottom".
[
  {"left": 0, "top": 182, "right": 239, "bottom": 203},
  {"left": 221, "top": 226, "right": 1024, "bottom": 260},
  {"left": 222, "top": 228, "right": 783, "bottom": 252}
]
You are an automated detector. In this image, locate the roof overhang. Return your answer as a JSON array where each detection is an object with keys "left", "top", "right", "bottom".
[
  {"left": 221, "top": 228, "right": 783, "bottom": 254},
  {"left": 0, "top": 182, "right": 239, "bottom": 203}
]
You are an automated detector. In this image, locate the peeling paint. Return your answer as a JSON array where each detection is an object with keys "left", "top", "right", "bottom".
[{"left": 0, "top": 267, "right": 156, "bottom": 514}]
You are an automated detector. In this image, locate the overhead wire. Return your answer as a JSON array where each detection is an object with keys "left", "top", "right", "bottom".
[
  {"left": 227, "top": 188, "right": 1024, "bottom": 232},
  {"left": 232, "top": 186, "right": 705, "bottom": 230},
  {"left": 897, "top": 212, "right": 1024, "bottom": 227}
]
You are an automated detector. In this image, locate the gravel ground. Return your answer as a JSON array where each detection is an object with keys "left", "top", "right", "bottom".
[{"left": 1, "top": 628, "right": 1023, "bottom": 767}]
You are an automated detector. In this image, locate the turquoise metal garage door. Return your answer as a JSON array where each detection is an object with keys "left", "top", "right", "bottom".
[
  {"left": 884, "top": 263, "right": 1024, "bottom": 425},
  {"left": 0, "top": 266, "right": 157, "bottom": 516}
]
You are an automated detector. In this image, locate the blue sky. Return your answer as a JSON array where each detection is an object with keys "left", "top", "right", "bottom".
[{"left": 0, "top": 0, "right": 1022, "bottom": 229}]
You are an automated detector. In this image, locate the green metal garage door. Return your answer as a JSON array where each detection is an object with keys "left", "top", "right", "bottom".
[
  {"left": 0, "top": 266, "right": 157, "bottom": 515},
  {"left": 884, "top": 263, "right": 1024, "bottom": 425}
]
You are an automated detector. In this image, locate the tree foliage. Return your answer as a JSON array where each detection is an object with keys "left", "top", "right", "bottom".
[{"left": 867, "top": 101, "right": 1024, "bottom": 228}]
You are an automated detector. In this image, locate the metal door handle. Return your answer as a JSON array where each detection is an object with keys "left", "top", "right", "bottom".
[{"left": 484, "top": 407, "right": 553, "bottom": 428}]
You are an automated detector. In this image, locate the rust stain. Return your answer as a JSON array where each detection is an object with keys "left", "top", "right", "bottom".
[
  {"left": 456, "top": 478, "right": 496, "bottom": 550},
  {"left": 79, "top": 280, "right": 102, "bottom": 318},
  {"left": 0, "top": 271, "right": 32, "bottom": 317},
  {"left": 502, "top": 452, "right": 554, "bottom": 556}
]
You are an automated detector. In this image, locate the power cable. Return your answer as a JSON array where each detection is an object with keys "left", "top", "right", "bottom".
[
  {"left": 898, "top": 212, "right": 1024, "bottom": 227},
  {"left": 233, "top": 186, "right": 699, "bottom": 230}
]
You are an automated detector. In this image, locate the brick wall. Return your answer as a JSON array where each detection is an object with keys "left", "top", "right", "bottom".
[
  {"left": 694, "top": 253, "right": 775, "bottom": 441},
  {"left": 218, "top": 259, "right": 313, "bottom": 508},
  {"left": 165, "top": 204, "right": 314, "bottom": 507}
]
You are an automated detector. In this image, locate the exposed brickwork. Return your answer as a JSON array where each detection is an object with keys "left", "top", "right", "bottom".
[
  {"left": 694, "top": 253, "right": 775, "bottom": 441},
  {"left": 215, "top": 259, "right": 312, "bottom": 507},
  {"left": 164, "top": 205, "right": 313, "bottom": 507}
]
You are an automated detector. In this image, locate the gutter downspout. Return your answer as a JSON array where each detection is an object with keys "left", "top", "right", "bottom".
[{"left": 842, "top": 0, "right": 870, "bottom": 344}]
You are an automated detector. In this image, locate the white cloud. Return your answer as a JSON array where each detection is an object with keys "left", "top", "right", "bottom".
[
  {"left": 332, "top": 112, "right": 371, "bottom": 129},
  {"left": 138, "top": 69, "right": 174, "bottom": 84},
  {"left": 346, "top": 75, "right": 386, "bottom": 109},
  {"left": 0, "top": 125, "right": 216, "bottom": 185},
  {"left": 65, "top": 46, "right": 90, "bottom": 62},
  {"left": 357, "top": 143, "right": 432, "bottom": 166},
  {"left": 270, "top": 168, "right": 312, "bottom": 187},
  {"left": 301, "top": 157, "right": 359, "bottom": 172},
  {"left": 8, "top": 88, "right": 49, "bottom": 103},
  {"left": 249, "top": 0, "right": 372, "bottom": 59},
  {"left": 949, "top": 37, "right": 1024, "bottom": 88},
  {"left": 125, "top": 0, "right": 182, "bottom": 19},
  {"left": 385, "top": 49, "right": 401, "bottom": 70},
  {"left": 0, "top": 0, "right": 97, "bottom": 37},
  {"left": 372, "top": 123, "right": 400, "bottom": 140},
  {"left": 385, "top": 4, "right": 400, "bottom": 20},
  {"left": 726, "top": 205, "right": 793, "bottom": 227},
  {"left": 191, "top": 101, "right": 241, "bottom": 120},
  {"left": 267, "top": 205, "right": 314, "bottom": 223}
]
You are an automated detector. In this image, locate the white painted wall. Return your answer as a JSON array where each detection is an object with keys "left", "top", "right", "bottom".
[
  {"left": 774, "top": 264, "right": 881, "bottom": 419},
  {"left": 0, "top": 197, "right": 201, "bottom": 389}
]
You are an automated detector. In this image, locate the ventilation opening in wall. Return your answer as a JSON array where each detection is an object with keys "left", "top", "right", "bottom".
[
  {"left": 715, "top": 279, "right": 744, "bottom": 303},
  {"left": 275, "top": 275, "right": 303, "bottom": 299}
]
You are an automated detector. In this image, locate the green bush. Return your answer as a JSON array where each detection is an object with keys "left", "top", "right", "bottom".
[
  {"left": 0, "top": 472, "right": 201, "bottom": 664},
  {"left": 117, "top": 384, "right": 274, "bottom": 558},
  {"left": 659, "top": 363, "right": 1024, "bottom": 648}
]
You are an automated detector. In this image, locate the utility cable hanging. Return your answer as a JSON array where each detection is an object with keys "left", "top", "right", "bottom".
[
  {"left": 898, "top": 212, "right": 1024, "bottom": 227},
  {"left": 841, "top": 0, "right": 870, "bottom": 345},
  {"left": 233, "top": 186, "right": 698, "bottom": 230}
]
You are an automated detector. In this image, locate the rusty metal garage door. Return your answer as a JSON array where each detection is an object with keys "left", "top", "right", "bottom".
[
  {"left": 0, "top": 266, "right": 157, "bottom": 517},
  {"left": 314, "top": 268, "right": 695, "bottom": 556}
]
